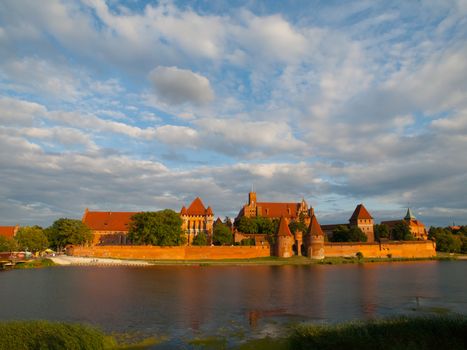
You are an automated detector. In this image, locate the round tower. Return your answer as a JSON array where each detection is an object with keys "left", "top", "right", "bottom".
[
  {"left": 276, "top": 217, "right": 294, "bottom": 258},
  {"left": 307, "top": 214, "right": 325, "bottom": 259}
]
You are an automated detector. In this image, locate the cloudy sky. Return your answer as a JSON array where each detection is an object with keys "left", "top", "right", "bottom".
[{"left": 1, "top": 0, "right": 466, "bottom": 228}]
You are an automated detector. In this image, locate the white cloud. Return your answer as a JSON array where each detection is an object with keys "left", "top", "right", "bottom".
[
  {"left": 149, "top": 66, "right": 214, "bottom": 105},
  {"left": 0, "top": 96, "right": 46, "bottom": 126}
]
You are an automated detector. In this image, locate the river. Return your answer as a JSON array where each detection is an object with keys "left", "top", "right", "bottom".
[{"left": 0, "top": 261, "right": 466, "bottom": 347}]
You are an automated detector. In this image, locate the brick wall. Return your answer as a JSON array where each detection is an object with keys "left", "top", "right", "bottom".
[
  {"left": 70, "top": 245, "right": 271, "bottom": 260},
  {"left": 324, "top": 240, "right": 436, "bottom": 258}
]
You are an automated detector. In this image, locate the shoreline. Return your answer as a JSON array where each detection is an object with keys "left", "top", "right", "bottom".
[{"left": 46, "top": 254, "right": 463, "bottom": 267}]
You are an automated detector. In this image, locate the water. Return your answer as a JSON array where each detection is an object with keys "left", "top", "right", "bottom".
[{"left": 1, "top": 261, "right": 466, "bottom": 347}]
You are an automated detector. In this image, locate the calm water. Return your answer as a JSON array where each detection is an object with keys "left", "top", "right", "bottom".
[{"left": 1, "top": 261, "right": 466, "bottom": 347}]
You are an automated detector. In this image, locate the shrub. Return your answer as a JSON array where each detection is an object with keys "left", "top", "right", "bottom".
[
  {"left": 192, "top": 233, "right": 208, "bottom": 246},
  {"left": 356, "top": 252, "right": 364, "bottom": 260}
]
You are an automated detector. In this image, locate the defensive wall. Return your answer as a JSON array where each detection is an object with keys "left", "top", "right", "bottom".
[
  {"left": 69, "top": 240, "right": 436, "bottom": 260},
  {"left": 69, "top": 245, "right": 271, "bottom": 260},
  {"left": 324, "top": 240, "right": 436, "bottom": 258}
]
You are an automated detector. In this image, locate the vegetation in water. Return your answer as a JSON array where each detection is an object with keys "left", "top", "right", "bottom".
[{"left": 14, "top": 258, "right": 55, "bottom": 269}]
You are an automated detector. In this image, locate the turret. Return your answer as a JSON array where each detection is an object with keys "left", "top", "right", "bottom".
[
  {"left": 307, "top": 214, "right": 325, "bottom": 259},
  {"left": 276, "top": 217, "right": 294, "bottom": 258}
]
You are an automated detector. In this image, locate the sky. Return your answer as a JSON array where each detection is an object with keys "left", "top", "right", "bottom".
[{"left": 0, "top": 0, "right": 467, "bottom": 228}]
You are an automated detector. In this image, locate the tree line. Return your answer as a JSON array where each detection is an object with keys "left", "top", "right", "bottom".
[{"left": 0, "top": 218, "right": 92, "bottom": 253}]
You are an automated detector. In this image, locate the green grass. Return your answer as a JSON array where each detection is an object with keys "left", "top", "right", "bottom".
[
  {"left": 14, "top": 258, "right": 56, "bottom": 269},
  {"left": 288, "top": 316, "right": 467, "bottom": 350},
  {"left": 0, "top": 321, "right": 162, "bottom": 350}
]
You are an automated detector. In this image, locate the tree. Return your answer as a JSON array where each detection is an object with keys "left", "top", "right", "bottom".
[
  {"left": 289, "top": 220, "right": 307, "bottom": 234},
  {"left": 192, "top": 233, "right": 208, "bottom": 246},
  {"left": 235, "top": 216, "right": 258, "bottom": 234},
  {"left": 15, "top": 226, "right": 48, "bottom": 252},
  {"left": 213, "top": 223, "right": 232, "bottom": 246},
  {"left": 429, "top": 227, "right": 461, "bottom": 253},
  {"left": 391, "top": 221, "right": 414, "bottom": 241},
  {"left": 45, "top": 218, "right": 93, "bottom": 250},
  {"left": 0, "top": 236, "right": 17, "bottom": 252},
  {"left": 374, "top": 224, "right": 390, "bottom": 241},
  {"left": 128, "top": 210, "right": 185, "bottom": 246},
  {"left": 331, "top": 225, "right": 367, "bottom": 242}
]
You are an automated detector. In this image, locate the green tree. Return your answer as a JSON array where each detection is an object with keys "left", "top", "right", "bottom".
[
  {"left": 213, "top": 223, "right": 232, "bottom": 246},
  {"left": 128, "top": 210, "right": 185, "bottom": 246},
  {"left": 15, "top": 226, "right": 49, "bottom": 252},
  {"left": 391, "top": 221, "right": 414, "bottom": 241},
  {"left": 374, "top": 224, "right": 390, "bottom": 240},
  {"left": 331, "top": 225, "right": 367, "bottom": 242},
  {"left": 235, "top": 216, "right": 258, "bottom": 234},
  {"left": 256, "top": 217, "right": 276, "bottom": 234},
  {"left": 289, "top": 220, "right": 307, "bottom": 234},
  {"left": 429, "top": 227, "right": 461, "bottom": 253},
  {"left": 192, "top": 233, "right": 208, "bottom": 246},
  {"left": 45, "top": 218, "right": 93, "bottom": 250},
  {"left": 0, "top": 236, "right": 17, "bottom": 252}
]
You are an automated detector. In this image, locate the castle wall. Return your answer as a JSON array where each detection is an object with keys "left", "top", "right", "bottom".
[
  {"left": 69, "top": 245, "right": 271, "bottom": 260},
  {"left": 324, "top": 240, "right": 436, "bottom": 258}
]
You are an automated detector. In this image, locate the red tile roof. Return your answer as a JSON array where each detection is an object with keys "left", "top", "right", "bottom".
[
  {"left": 180, "top": 206, "right": 187, "bottom": 215},
  {"left": 82, "top": 210, "right": 137, "bottom": 231},
  {"left": 186, "top": 197, "right": 213, "bottom": 216},
  {"left": 277, "top": 217, "right": 292, "bottom": 236},
  {"left": 349, "top": 204, "right": 373, "bottom": 221},
  {"left": 257, "top": 202, "right": 301, "bottom": 219},
  {"left": 0, "top": 226, "right": 18, "bottom": 239},
  {"left": 308, "top": 215, "right": 324, "bottom": 236}
]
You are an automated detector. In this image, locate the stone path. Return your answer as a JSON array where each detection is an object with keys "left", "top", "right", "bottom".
[{"left": 50, "top": 255, "right": 151, "bottom": 266}]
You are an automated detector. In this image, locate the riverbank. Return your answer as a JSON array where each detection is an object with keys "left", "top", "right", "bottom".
[
  {"left": 48, "top": 254, "right": 461, "bottom": 267},
  {"left": 1, "top": 316, "right": 465, "bottom": 350}
]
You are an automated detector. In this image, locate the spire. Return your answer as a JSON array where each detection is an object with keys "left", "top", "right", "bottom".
[
  {"left": 308, "top": 214, "right": 324, "bottom": 236},
  {"left": 404, "top": 208, "right": 416, "bottom": 220},
  {"left": 277, "top": 217, "right": 292, "bottom": 236}
]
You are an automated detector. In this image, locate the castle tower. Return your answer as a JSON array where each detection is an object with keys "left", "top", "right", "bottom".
[
  {"left": 349, "top": 204, "right": 374, "bottom": 242},
  {"left": 404, "top": 208, "right": 416, "bottom": 220},
  {"left": 307, "top": 214, "right": 325, "bottom": 259},
  {"left": 248, "top": 191, "right": 257, "bottom": 205},
  {"left": 276, "top": 217, "right": 294, "bottom": 258}
]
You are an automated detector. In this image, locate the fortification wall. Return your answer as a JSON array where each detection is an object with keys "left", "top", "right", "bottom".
[
  {"left": 70, "top": 245, "right": 271, "bottom": 260},
  {"left": 324, "top": 240, "right": 436, "bottom": 258}
]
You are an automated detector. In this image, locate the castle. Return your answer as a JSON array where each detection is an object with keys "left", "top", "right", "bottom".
[{"left": 80, "top": 191, "right": 432, "bottom": 259}]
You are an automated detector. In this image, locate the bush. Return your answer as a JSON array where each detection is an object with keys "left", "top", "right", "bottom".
[
  {"left": 0, "top": 321, "right": 106, "bottom": 350},
  {"left": 356, "top": 252, "right": 364, "bottom": 260},
  {"left": 240, "top": 238, "right": 255, "bottom": 246}
]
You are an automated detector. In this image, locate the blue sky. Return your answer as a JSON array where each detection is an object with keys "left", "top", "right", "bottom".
[{"left": 1, "top": 0, "right": 466, "bottom": 227}]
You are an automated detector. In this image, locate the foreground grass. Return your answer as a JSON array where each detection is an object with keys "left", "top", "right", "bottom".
[
  {"left": 0, "top": 321, "right": 161, "bottom": 350},
  {"left": 287, "top": 316, "right": 467, "bottom": 350},
  {"left": 1, "top": 317, "right": 466, "bottom": 350}
]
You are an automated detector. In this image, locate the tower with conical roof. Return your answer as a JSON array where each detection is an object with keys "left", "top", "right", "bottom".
[
  {"left": 306, "top": 214, "right": 325, "bottom": 259},
  {"left": 275, "top": 217, "right": 294, "bottom": 258}
]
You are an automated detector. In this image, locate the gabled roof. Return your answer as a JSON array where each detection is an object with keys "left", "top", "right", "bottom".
[
  {"left": 82, "top": 211, "right": 137, "bottom": 231},
  {"left": 257, "top": 202, "right": 301, "bottom": 218},
  {"left": 404, "top": 208, "right": 416, "bottom": 220},
  {"left": 186, "top": 197, "right": 208, "bottom": 216},
  {"left": 308, "top": 215, "right": 324, "bottom": 236},
  {"left": 277, "top": 217, "right": 292, "bottom": 236},
  {"left": 0, "top": 226, "right": 18, "bottom": 239},
  {"left": 349, "top": 204, "right": 373, "bottom": 221}
]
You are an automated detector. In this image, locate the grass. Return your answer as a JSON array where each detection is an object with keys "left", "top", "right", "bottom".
[
  {"left": 0, "top": 321, "right": 163, "bottom": 350},
  {"left": 287, "top": 316, "right": 467, "bottom": 350},
  {"left": 14, "top": 258, "right": 56, "bottom": 269},
  {"left": 143, "top": 254, "right": 456, "bottom": 266}
]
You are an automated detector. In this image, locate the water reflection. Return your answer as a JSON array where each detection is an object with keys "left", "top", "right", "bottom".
[{"left": 0, "top": 261, "right": 466, "bottom": 340}]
